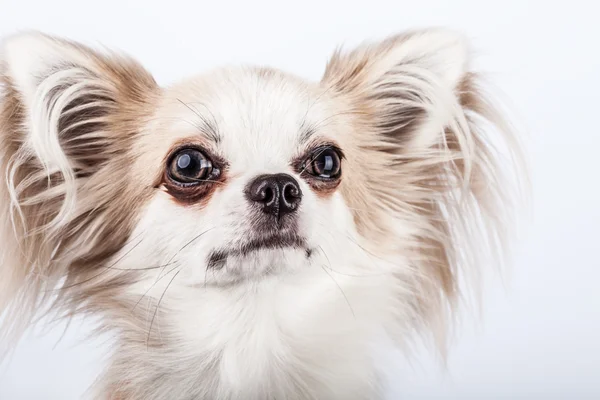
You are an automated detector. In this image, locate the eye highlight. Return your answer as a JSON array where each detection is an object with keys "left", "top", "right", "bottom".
[
  {"left": 167, "top": 148, "right": 220, "bottom": 185},
  {"left": 302, "top": 146, "right": 342, "bottom": 180}
]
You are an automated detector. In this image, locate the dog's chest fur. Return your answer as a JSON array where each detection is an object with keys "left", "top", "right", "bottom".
[{"left": 102, "top": 271, "right": 401, "bottom": 400}]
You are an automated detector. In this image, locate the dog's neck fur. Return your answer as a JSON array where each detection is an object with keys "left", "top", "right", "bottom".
[{"left": 100, "top": 268, "right": 401, "bottom": 399}]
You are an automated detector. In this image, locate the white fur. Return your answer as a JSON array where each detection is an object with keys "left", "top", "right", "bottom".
[
  {"left": 0, "top": 30, "right": 524, "bottom": 400},
  {"left": 109, "top": 70, "right": 405, "bottom": 398}
]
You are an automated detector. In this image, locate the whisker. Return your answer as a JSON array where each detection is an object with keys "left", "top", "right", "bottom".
[
  {"left": 46, "top": 231, "right": 156, "bottom": 293},
  {"left": 48, "top": 259, "right": 181, "bottom": 294},
  {"left": 146, "top": 268, "right": 181, "bottom": 348},
  {"left": 299, "top": 82, "right": 336, "bottom": 139},
  {"left": 318, "top": 264, "right": 355, "bottom": 318},
  {"left": 101, "top": 237, "right": 145, "bottom": 271},
  {"left": 136, "top": 226, "right": 217, "bottom": 311},
  {"left": 320, "top": 265, "right": 386, "bottom": 278},
  {"left": 315, "top": 220, "right": 395, "bottom": 265},
  {"left": 344, "top": 234, "right": 392, "bottom": 264},
  {"left": 185, "top": 102, "right": 219, "bottom": 131},
  {"left": 311, "top": 110, "right": 366, "bottom": 132},
  {"left": 132, "top": 262, "right": 179, "bottom": 311},
  {"left": 316, "top": 244, "right": 355, "bottom": 317},
  {"left": 316, "top": 246, "right": 386, "bottom": 278},
  {"left": 51, "top": 229, "right": 144, "bottom": 269},
  {"left": 204, "top": 262, "right": 210, "bottom": 288},
  {"left": 155, "top": 227, "right": 216, "bottom": 281},
  {"left": 145, "top": 116, "right": 214, "bottom": 138},
  {"left": 317, "top": 244, "right": 332, "bottom": 268},
  {"left": 176, "top": 98, "right": 220, "bottom": 142}
]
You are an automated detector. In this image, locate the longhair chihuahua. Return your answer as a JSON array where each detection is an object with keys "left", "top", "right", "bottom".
[{"left": 0, "top": 29, "right": 523, "bottom": 399}]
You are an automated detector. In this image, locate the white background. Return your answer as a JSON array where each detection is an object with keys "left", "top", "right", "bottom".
[{"left": 0, "top": 0, "right": 598, "bottom": 399}]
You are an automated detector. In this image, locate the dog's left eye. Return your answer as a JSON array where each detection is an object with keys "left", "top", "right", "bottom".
[
  {"left": 304, "top": 147, "right": 342, "bottom": 179},
  {"left": 168, "top": 148, "right": 218, "bottom": 184}
]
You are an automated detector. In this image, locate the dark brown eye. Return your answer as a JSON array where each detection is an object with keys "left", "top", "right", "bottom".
[
  {"left": 168, "top": 148, "right": 217, "bottom": 184},
  {"left": 305, "top": 147, "right": 342, "bottom": 179}
]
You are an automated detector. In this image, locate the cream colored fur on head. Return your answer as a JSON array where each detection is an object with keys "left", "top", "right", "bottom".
[{"left": 0, "top": 29, "right": 523, "bottom": 399}]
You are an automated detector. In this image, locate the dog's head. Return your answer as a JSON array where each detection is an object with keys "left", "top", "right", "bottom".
[{"left": 0, "top": 30, "right": 521, "bottom": 396}]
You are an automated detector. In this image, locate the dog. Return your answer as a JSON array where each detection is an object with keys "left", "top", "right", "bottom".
[{"left": 0, "top": 29, "right": 523, "bottom": 399}]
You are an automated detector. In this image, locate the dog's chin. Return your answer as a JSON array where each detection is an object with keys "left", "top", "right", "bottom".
[{"left": 202, "top": 245, "right": 313, "bottom": 287}]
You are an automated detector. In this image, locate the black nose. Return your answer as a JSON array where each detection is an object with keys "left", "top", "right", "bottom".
[{"left": 245, "top": 173, "right": 302, "bottom": 219}]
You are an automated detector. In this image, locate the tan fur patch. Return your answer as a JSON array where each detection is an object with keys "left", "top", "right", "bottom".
[
  {"left": 321, "top": 31, "right": 522, "bottom": 347},
  {"left": 0, "top": 35, "right": 160, "bottom": 348}
]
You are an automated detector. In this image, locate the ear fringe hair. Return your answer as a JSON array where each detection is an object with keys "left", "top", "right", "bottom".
[
  {"left": 324, "top": 33, "right": 527, "bottom": 355},
  {"left": 0, "top": 35, "right": 156, "bottom": 358},
  {"left": 393, "top": 73, "right": 525, "bottom": 353}
]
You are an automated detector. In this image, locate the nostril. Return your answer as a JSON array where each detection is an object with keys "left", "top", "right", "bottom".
[
  {"left": 283, "top": 183, "right": 300, "bottom": 203},
  {"left": 264, "top": 186, "right": 275, "bottom": 204}
]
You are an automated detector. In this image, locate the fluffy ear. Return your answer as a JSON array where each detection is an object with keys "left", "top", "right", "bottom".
[
  {"left": 2, "top": 32, "right": 157, "bottom": 185},
  {"left": 323, "top": 29, "right": 523, "bottom": 345},
  {"left": 326, "top": 28, "right": 468, "bottom": 88},
  {"left": 323, "top": 29, "right": 471, "bottom": 148},
  {"left": 0, "top": 32, "right": 157, "bottom": 351}
]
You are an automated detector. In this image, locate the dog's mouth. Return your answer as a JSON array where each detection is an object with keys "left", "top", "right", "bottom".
[{"left": 206, "top": 232, "right": 310, "bottom": 270}]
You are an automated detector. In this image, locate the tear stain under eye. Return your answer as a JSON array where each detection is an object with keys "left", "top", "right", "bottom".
[
  {"left": 305, "top": 178, "right": 341, "bottom": 198},
  {"left": 163, "top": 180, "right": 221, "bottom": 206},
  {"left": 161, "top": 164, "right": 228, "bottom": 206}
]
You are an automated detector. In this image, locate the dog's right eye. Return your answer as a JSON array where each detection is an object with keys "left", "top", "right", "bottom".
[{"left": 167, "top": 148, "right": 219, "bottom": 185}]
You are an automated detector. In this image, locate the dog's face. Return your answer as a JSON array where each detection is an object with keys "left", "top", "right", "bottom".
[
  {"left": 0, "top": 30, "right": 520, "bottom": 398},
  {"left": 133, "top": 70, "right": 354, "bottom": 287}
]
